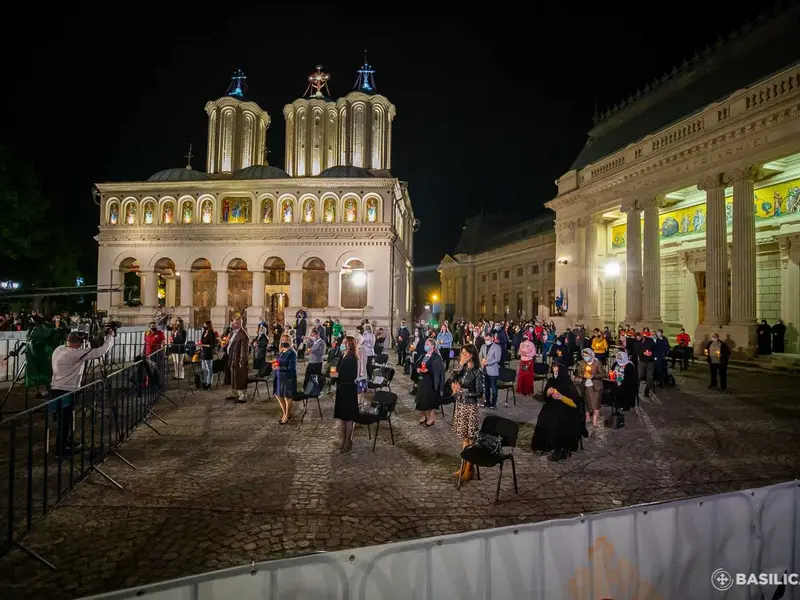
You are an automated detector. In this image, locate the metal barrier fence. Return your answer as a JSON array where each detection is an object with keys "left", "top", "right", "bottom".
[
  {"left": 82, "top": 480, "right": 800, "bottom": 600},
  {"left": 0, "top": 347, "right": 183, "bottom": 570}
]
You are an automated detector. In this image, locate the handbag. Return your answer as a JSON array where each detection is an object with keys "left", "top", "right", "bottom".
[
  {"left": 472, "top": 431, "right": 503, "bottom": 454},
  {"left": 303, "top": 375, "right": 322, "bottom": 397},
  {"left": 356, "top": 379, "right": 369, "bottom": 394}
]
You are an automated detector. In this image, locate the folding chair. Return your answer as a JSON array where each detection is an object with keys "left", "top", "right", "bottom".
[
  {"left": 248, "top": 362, "right": 272, "bottom": 400},
  {"left": 368, "top": 366, "right": 395, "bottom": 393},
  {"left": 459, "top": 415, "right": 519, "bottom": 503},
  {"left": 497, "top": 366, "right": 517, "bottom": 407},
  {"left": 354, "top": 391, "right": 397, "bottom": 452},
  {"left": 297, "top": 374, "right": 326, "bottom": 426}
]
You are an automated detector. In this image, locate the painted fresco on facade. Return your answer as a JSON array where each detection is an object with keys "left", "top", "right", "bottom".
[{"left": 610, "top": 177, "right": 800, "bottom": 249}]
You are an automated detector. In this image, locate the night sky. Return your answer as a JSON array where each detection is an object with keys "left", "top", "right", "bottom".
[{"left": 1, "top": 3, "right": 757, "bottom": 287}]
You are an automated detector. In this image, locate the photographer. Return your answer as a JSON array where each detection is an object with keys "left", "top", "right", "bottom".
[
  {"left": 169, "top": 318, "right": 187, "bottom": 380},
  {"left": 50, "top": 330, "right": 115, "bottom": 457}
]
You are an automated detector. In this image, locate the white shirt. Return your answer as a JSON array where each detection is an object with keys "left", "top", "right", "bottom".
[{"left": 51, "top": 336, "right": 115, "bottom": 391}]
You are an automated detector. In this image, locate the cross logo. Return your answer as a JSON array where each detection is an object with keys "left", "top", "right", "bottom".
[{"left": 711, "top": 568, "right": 734, "bottom": 591}]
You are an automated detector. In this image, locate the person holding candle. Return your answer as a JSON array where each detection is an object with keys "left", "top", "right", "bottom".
[
  {"left": 273, "top": 334, "right": 297, "bottom": 423},
  {"left": 704, "top": 333, "right": 730, "bottom": 391},
  {"left": 415, "top": 337, "right": 445, "bottom": 427}
]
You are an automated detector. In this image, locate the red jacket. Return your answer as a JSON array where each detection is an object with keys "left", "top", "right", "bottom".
[
  {"left": 676, "top": 332, "right": 691, "bottom": 347},
  {"left": 144, "top": 330, "right": 165, "bottom": 356}
]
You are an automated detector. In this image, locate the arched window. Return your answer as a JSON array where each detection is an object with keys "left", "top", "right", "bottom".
[
  {"left": 119, "top": 257, "right": 139, "bottom": 305},
  {"left": 191, "top": 258, "right": 216, "bottom": 326},
  {"left": 323, "top": 197, "right": 336, "bottom": 223},
  {"left": 340, "top": 258, "right": 367, "bottom": 309},
  {"left": 302, "top": 257, "right": 328, "bottom": 308},
  {"left": 124, "top": 202, "right": 137, "bottom": 225},
  {"left": 344, "top": 198, "right": 358, "bottom": 223},
  {"left": 181, "top": 201, "right": 194, "bottom": 224},
  {"left": 221, "top": 197, "right": 251, "bottom": 223},
  {"left": 143, "top": 201, "right": 155, "bottom": 225},
  {"left": 302, "top": 198, "right": 316, "bottom": 223},
  {"left": 261, "top": 198, "right": 273, "bottom": 223},
  {"left": 161, "top": 201, "right": 175, "bottom": 224},
  {"left": 200, "top": 199, "right": 213, "bottom": 224},
  {"left": 108, "top": 201, "right": 120, "bottom": 225},
  {"left": 281, "top": 198, "right": 294, "bottom": 223},
  {"left": 366, "top": 197, "right": 379, "bottom": 222}
]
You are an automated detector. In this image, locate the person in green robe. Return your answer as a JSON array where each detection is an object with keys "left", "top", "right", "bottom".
[{"left": 24, "top": 317, "right": 58, "bottom": 395}]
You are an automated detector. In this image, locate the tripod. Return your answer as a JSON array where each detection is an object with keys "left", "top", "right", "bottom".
[{"left": 0, "top": 342, "right": 31, "bottom": 418}]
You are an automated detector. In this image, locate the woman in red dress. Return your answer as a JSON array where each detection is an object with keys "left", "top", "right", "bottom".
[{"left": 516, "top": 331, "right": 536, "bottom": 395}]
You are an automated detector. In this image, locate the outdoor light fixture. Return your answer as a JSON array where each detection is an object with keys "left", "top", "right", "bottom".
[
  {"left": 424, "top": 304, "right": 430, "bottom": 310},
  {"left": 352, "top": 270, "right": 367, "bottom": 286},
  {"left": 604, "top": 262, "right": 621, "bottom": 277},
  {"left": 557, "top": 257, "right": 568, "bottom": 265},
  {"left": 431, "top": 293, "right": 439, "bottom": 302}
]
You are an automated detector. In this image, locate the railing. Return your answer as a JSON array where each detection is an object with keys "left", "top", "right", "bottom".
[
  {"left": 81, "top": 480, "right": 800, "bottom": 600},
  {"left": 0, "top": 348, "right": 176, "bottom": 569}
]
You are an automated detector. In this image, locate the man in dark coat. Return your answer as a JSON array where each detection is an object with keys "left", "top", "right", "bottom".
[
  {"left": 227, "top": 318, "right": 250, "bottom": 403},
  {"left": 756, "top": 320, "right": 771, "bottom": 355},
  {"left": 772, "top": 319, "right": 786, "bottom": 353},
  {"left": 634, "top": 330, "right": 656, "bottom": 397},
  {"left": 295, "top": 312, "right": 307, "bottom": 347},
  {"left": 396, "top": 319, "right": 410, "bottom": 366},
  {"left": 704, "top": 333, "right": 730, "bottom": 391}
]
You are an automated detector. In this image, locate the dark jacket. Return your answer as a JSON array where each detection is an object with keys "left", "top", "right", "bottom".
[
  {"left": 397, "top": 326, "right": 410, "bottom": 347},
  {"left": 635, "top": 337, "right": 656, "bottom": 363},
  {"left": 704, "top": 340, "right": 730, "bottom": 366},
  {"left": 170, "top": 328, "right": 187, "bottom": 353},
  {"left": 416, "top": 351, "right": 446, "bottom": 394},
  {"left": 449, "top": 364, "right": 484, "bottom": 404},
  {"left": 653, "top": 336, "right": 670, "bottom": 360},
  {"left": 200, "top": 329, "right": 217, "bottom": 360}
]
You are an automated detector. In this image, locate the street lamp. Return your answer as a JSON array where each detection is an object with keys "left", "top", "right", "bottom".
[
  {"left": 604, "top": 262, "right": 620, "bottom": 328},
  {"left": 431, "top": 293, "right": 439, "bottom": 303}
]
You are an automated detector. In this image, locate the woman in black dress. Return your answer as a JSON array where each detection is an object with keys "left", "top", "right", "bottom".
[
  {"left": 772, "top": 319, "right": 786, "bottom": 353},
  {"left": 531, "top": 362, "right": 585, "bottom": 461},
  {"left": 334, "top": 336, "right": 359, "bottom": 453},
  {"left": 611, "top": 350, "right": 638, "bottom": 411},
  {"left": 253, "top": 322, "right": 269, "bottom": 371},
  {"left": 415, "top": 338, "right": 445, "bottom": 427},
  {"left": 757, "top": 320, "right": 772, "bottom": 355}
]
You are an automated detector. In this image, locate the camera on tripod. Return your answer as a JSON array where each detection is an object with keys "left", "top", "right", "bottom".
[{"left": 78, "top": 311, "right": 122, "bottom": 347}]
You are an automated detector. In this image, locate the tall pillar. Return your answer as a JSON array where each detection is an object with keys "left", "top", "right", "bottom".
[
  {"left": 642, "top": 197, "right": 665, "bottom": 326},
  {"left": 466, "top": 267, "right": 475, "bottom": 322},
  {"left": 583, "top": 215, "right": 602, "bottom": 322},
  {"left": 779, "top": 237, "right": 800, "bottom": 354},
  {"left": 247, "top": 269, "right": 266, "bottom": 336},
  {"left": 366, "top": 270, "right": 375, "bottom": 308},
  {"left": 621, "top": 202, "right": 642, "bottom": 323},
  {"left": 251, "top": 270, "right": 266, "bottom": 308},
  {"left": 215, "top": 271, "right": 230, "bottom": 307},
  {"left": 700, "top": 175, "right": 729, "bottom": 326},
  {"left": 110, "top": 269, "right": 123, "bottom": 308},
  {"left": 142, "top": 270, "right": 159, "bottom": 308},
  {"left": 730, "top": 167, "right": 758, "bottom": 325},
  {"left": 326, "top": 268, "right": 340, "bottom": 309},
  {"left": 288, "top": 270, "right": 302, "bottom": 308},
  {"left": 179, "top": 271, "right": 194, "bottom": 306},
  {"left": 165, "top": 277, "right": 177, "bottom": 307}
]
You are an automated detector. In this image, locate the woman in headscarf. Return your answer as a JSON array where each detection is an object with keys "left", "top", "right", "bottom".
[
  {"left": 577, "top": 347, "right": 605, "bottom": 427},
  {"left": 549, "top": 336, "right": 573, "bottom": 368},
  {"left": 415, "top": 337, "right": 445, "bottom": 427},
  {"left": 611, "top": 350, "right": 638, "bottom": 411},
  {"left": 531, "top": 362, "right": 585, "bottom": 461},
  {"left": 516, "top": 331, "right": 536, "bottom": 395}
]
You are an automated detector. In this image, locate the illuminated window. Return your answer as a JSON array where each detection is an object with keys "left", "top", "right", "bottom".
[
  {"left": 142, "top": 201, "right": 155, "bottom": 225},
  {"left": 366, "top": 197, "right": 378, "bottom": 222},
  {"left": 222, "top": 197, "right": 251, "bottom": 223},
  {"left": 281, "top": 199, "right": 294, "bottom": 223},
  {"left": 200, "top": 200, "right": 213, "bottom": 224},
  {"left": 323, "top": 197, "right": 336, "bottom": 222},
  {"left": 124, "top": 202, "right": 136, "bottom": 225},
  {"left": 344, "top": 198, "right": 358, "bottom": 223},
  {"left": 108, "top": 202, "right": 119, "bottom": 225},
  {"left": 261, "top": 198, "right": 273, "bottom": 223},
  {"left": 302, "top": 198, "right": 315, "bottom": 223},
  {"left": 181, "top": 201, "right": 194, "bottom": 224},
  {"left": 161, "top": 201, "right": 175, "bottom": 224}
]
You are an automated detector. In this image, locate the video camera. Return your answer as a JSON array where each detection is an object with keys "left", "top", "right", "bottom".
[{"left": 77, "top": 310, "right": 122, "bottom": 347}]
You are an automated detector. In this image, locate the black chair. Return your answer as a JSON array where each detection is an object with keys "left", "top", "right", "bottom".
[
  {"left": 459, "top": 415, "right": 519, "bottom": 503},
  {"left": 248, "top": 362, "right": 272, "bottom": 400},
  {"left": 297, "top": 374, "right": 326, "bottom": 425},
  {"left": 368, "top": 366, "right": 395, "bottom": 393},
  {"left": 438, "top": 394, "right": 454, "bottom": 421},
  {"left": 497, "top": 366, "right": 517, "bottom": 407},
  {"left": 374, "top": 352, "right": 389, "bottom": 367},
  {"left": 355, "top": 391, "right": 397, "bottom": 452},
  {"left": 533, "top": 362, "right": 550, "bottom": 394},
  {"left": 324, "top": 358, "right": 339, "bottom": 394}
]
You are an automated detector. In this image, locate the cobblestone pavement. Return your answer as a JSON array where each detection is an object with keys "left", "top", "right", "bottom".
[{"left": 2, "top": 360, "right": 799, "bottom": 599}]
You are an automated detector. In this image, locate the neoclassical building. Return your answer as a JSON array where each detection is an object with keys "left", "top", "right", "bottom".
[
  {"left": 95, "top": 64, "right": 414, "bottom": 334},
  {"left": 441, "top": 11, "right": 800, "bottom": 356}
]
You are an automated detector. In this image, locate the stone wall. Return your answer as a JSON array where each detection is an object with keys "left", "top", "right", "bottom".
[{"left": 756, "top": 246, "right": 782, "bottom": 321}]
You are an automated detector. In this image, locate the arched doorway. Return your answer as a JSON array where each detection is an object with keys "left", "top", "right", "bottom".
[
  {"left": 119, "top": 257, "right": 140, "bottom": 306},
  {"left": 192, "top": 258, "right": 216, "bottom": 327},
  {"left": 302, "top": 257, "right": 328, "bottom": 308},
  {"left": 265, "top": 257, "right": 289, "bottom": 324},
  {"left": 154, "top": 257, "right": 178, "bottom": 308},
  {"left": 227, "top": 258, "right": 252, "bottom": 324},
  {"left": 341, "top": 258, "right": 367, "bottom": 309}
]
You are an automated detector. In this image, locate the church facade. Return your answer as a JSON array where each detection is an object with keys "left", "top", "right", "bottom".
[
  {"left": 95, "top": 65, "right": 415, "bottom": 335},
  {"left": 440, "top": 11, "right": 800, "bottom": 356}
]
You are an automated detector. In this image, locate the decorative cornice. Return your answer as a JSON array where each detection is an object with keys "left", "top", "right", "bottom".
[
  {"left": 723, "top": 165, "right": 763, "bottom": 185},
  {"left": 640, "top": 195, "right": 669, "bottom": 209},
  {"left": 589, "top": 214, "right": 606, "bottom": 225},
  {"left": 96, "top": 178, "right": 398, "bottom": 194}
]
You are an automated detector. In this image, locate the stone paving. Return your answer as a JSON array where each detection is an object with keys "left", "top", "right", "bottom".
[{"left": 1, "top": 359, "right": 799, "bottom": 599}]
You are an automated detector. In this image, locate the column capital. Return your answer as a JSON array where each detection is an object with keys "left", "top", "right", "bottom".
[
  {"left": 697, "top": 173, "right": 723, "bottom": 191},
  {"left": 620, "top": 200, "right": 640, "bottom": 214},
  {"left": 723, "top": 166, "right": 763, "bottom": 185},
  {"left": 640, "top": 195, "right": 668, "bottom": 210},
  {"left": 556, "top": 219, "right": 577, "bottom": 244},
  {"left": 589, "top": 214, "right": 606, "bottom": 225}
]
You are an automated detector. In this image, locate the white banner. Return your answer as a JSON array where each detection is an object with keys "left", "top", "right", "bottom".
[{"left": 83, "top": 480, "right": 799, "bottom": 600}]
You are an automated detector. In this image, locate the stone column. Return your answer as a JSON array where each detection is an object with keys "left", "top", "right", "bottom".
[
  {"left": 165, "top": 277, "right": 177, "bottom": 307},
  {"left": 215, "top": 271, "right": 230, "bottom": 307},
  {"left": 642, "top": 197, "right": 665, "bottom": 326},
  {"left": 621, "top": 202, "right": 642, "bottom": 323},
  {"left": 179, "top": 272, "right": 194, "bottom": 306},
  {"left": 366, "top": 270, "right": 375, "bottom": 308},
  {"left": 779, "top": 236, "right": 800, "bottom": 353},
  {"left": 583, "top": 215, "right": 603, "bottom": 322},
  {"left": 326, "top": 268, "right": 340, "bottom": 309},
  {"left": 142, "top": 270, "right": 159, "bottom": 308},
  {"left": 110, "top": 269, "right": 123, "bottom": 307},
  {"left": 729, "top": 167, "right": 758, "bottom": 325},
  {"left": 699, "top": 175, "right": 729, "bottom": 326},
  {"left": 251, "top": 270, "right": 266, "bottom": 308}
]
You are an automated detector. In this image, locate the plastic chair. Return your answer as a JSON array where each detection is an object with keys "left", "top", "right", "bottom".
[{"left": 459, "top": 415, "right": 519, "bottom": 503}]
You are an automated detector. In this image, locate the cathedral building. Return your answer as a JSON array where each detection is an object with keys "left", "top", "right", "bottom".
[
  {"left": 439, "top": 9, "right": 800, "bottom": 356},
  {"left": 95, "top": 63, "right": 415, "bottom": 335}
]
